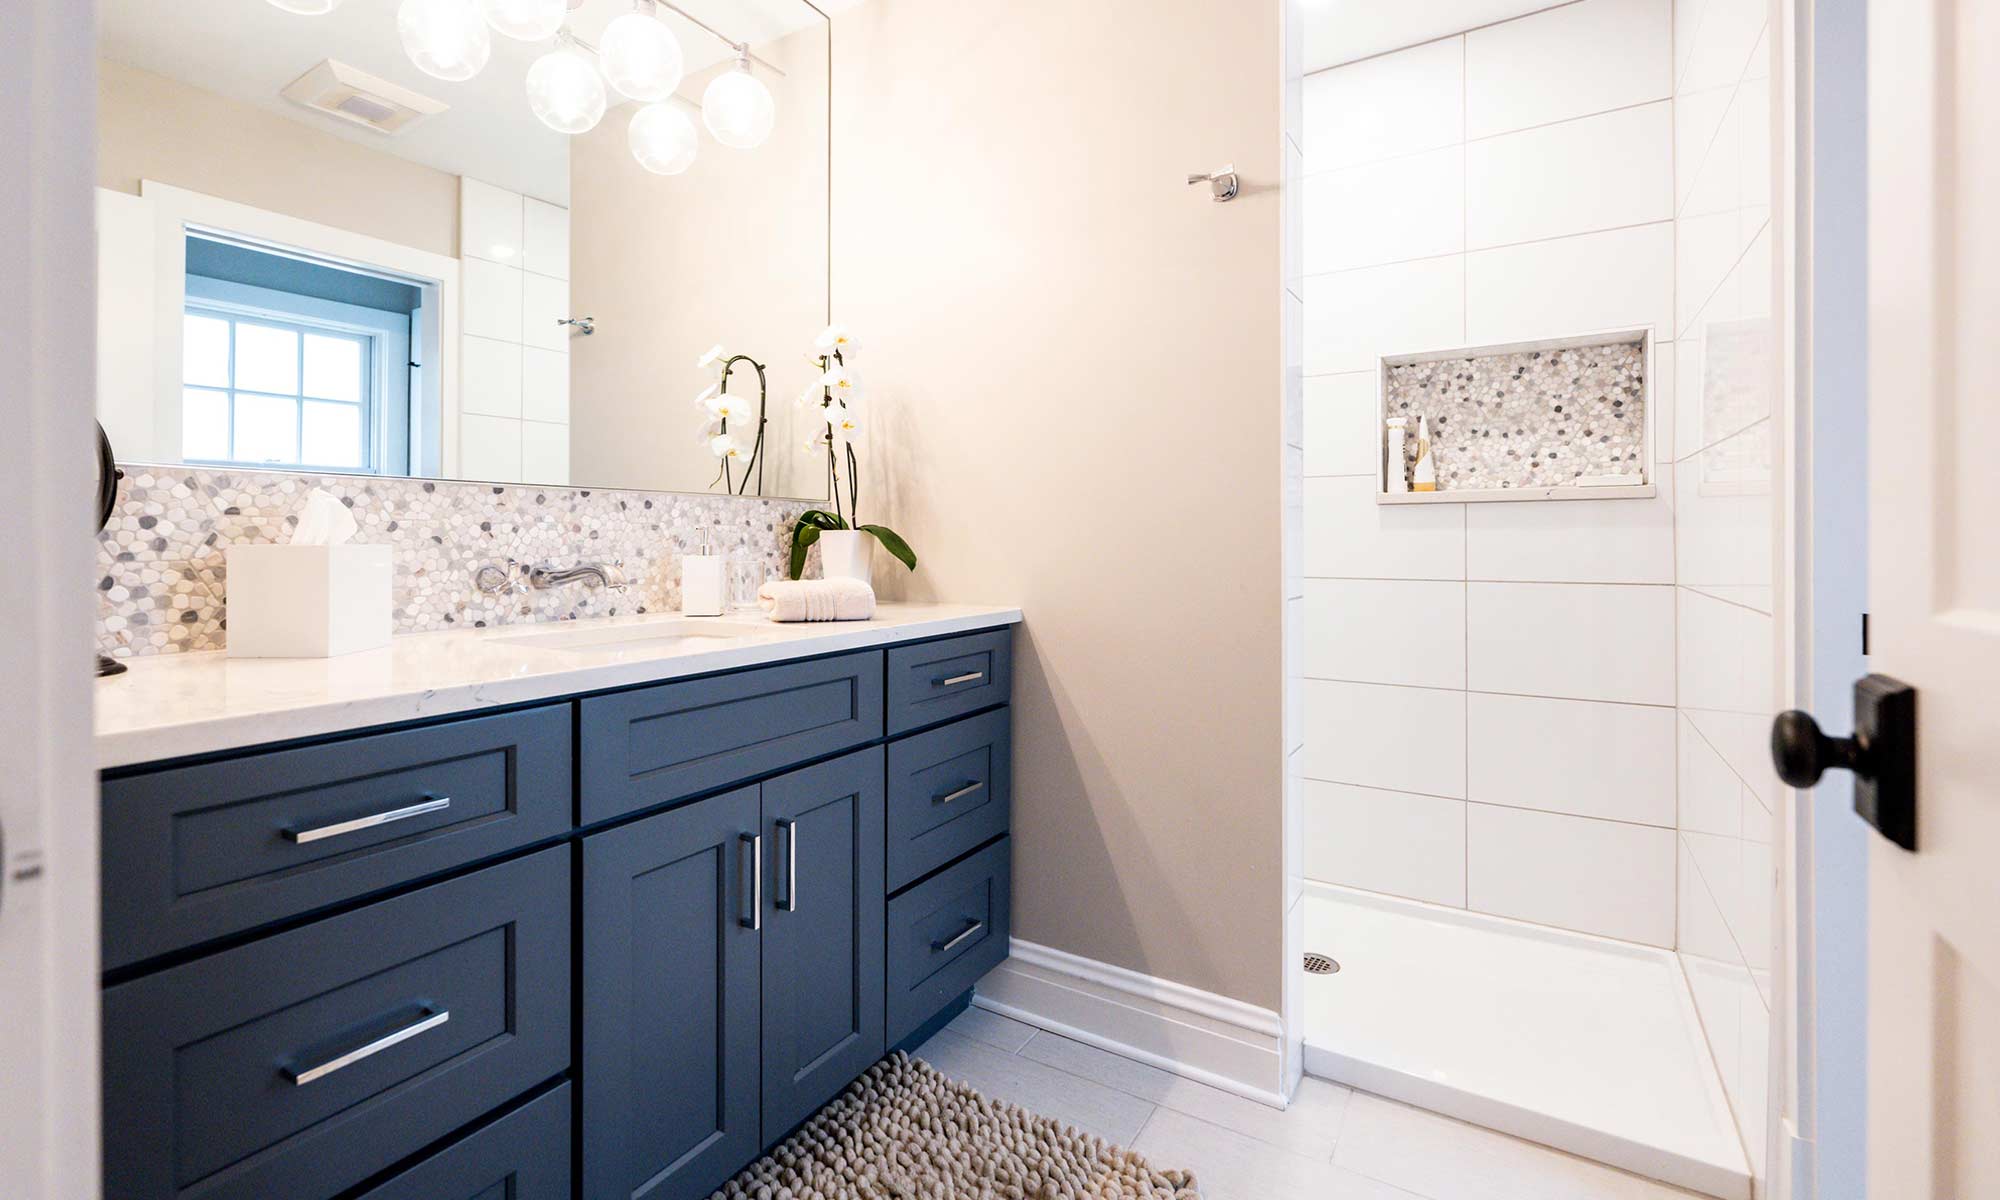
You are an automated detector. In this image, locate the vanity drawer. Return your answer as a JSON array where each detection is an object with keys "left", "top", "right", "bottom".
[
  {"left": 353, "top": 1083, "right": 571, "bottom": 1200},
  {"left": 103, "top": 848, "right": 571, "bottom": 1200},
  {"left": 885, "top": 708, "right": 1011, "bottom": 892},
  {"left": 101, "top": 704, "right": 572, "bottom": 971},
  {"left": 885, "top": 628, "right": 1013, "bottom": 735},
  {"left": 885, "top": 836, "right": 1010, "bottom": 1046},
  {"left": 578, "top": 650, "right": 882, "bottom": 824}
]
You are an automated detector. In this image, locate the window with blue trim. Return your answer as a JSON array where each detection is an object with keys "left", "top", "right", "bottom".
[{"left": 181, "top": 309, "right": 376, "bottom": 471}]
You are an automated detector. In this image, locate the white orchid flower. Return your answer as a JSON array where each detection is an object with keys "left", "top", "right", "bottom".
[
  {"left": 704, "top": 392, "right": 755, "bottom": 423},
  {"left": 709, "top": 433, "right": 744, "bottom": 460},
  {"left": 796, "top": 383, "right": 824, "bottom": 408},
  {"left": 820, "top": 363, "right": 860, "bottom": 397},
  {"left": 831, "top": 405, "right": 861, "bottom": 441},
  {"left": 692, "top": 381, "right": 720, "bottom": 409},
  {"left": 813, "top": 324, "right": 858, "bottom": 354},
  {"left": 803, "top": 426, "right": 829, "bottom": 453},
  {"left": 697, "top": 344, "right": 726, "bottom": 368}
]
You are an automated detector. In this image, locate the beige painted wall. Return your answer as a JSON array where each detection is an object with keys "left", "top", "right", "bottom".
[
  {"left": 832, "top": 0, "right": 1287, "bottom": 1009},
  {"left": 97, "top": 58, "right": 460, "bottom": 259},
  {"left": 569, "top": 29, "right": 830, "bottom": 502}
]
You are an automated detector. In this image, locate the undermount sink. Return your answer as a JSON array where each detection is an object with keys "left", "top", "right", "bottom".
[{"left": 490, "top": 618, "right": 776, "bottom": 655}]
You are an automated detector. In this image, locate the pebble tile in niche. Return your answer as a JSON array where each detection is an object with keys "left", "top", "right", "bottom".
[
  {"left": 96, "top": 468, "right": 817, "bottom": 660},
  {"left": 1384, "top": 339, "right": 1647, "bottom": 492}
]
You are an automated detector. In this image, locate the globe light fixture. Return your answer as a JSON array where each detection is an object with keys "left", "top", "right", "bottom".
[
  {"left": 629, "top": 101, "right": 699, "bottom": 175},
  {"left": 701, "top": 53, "right": 774, "bottom": 150},
  {"left": 481, "top": 0, "right": 566, "bottom": 41},
  {"left": 599, "top": 1, "right": 685, "bottom": 103},
  {"left": 399, "top": 0, "right": 492, "bottom": 82},
  {"left": 265, "top": 0, "right": 343, "bottom": 14},
  {"left": 526, "top": 37, "right": 608, "bottom": 134}
]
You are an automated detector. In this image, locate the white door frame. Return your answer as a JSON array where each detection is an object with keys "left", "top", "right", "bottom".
[{"left": 0, "top": 3, "right": 105, "bottom": 1198}]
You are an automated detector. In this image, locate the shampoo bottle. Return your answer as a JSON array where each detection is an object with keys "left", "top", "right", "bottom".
[
  {"left": 1385, "top": 417, "right": 1409, "bottom": 494},
  {"left": 680, "top": 527, "right": 726, "bottom": 616},
  {"left": 1412, "top": 415, "right": 1437, "bottom": 492}
]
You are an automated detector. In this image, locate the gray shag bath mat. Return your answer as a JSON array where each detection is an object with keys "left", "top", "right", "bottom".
[{"left": 710, "top": 1051, "right": 1199, "bottom": 1199}]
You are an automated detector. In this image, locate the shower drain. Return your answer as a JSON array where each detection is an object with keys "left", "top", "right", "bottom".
[{"left": 1303, "top": 952, "right": 1340, "bottom": 975}]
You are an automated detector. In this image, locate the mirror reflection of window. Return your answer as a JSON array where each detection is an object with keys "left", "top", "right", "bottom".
[{"left": 178, "top": 235, "right": 419, "bottom": 475}]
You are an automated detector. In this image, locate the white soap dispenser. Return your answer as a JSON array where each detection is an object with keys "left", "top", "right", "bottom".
[{"left": 680, "top": 527, "right": 726, "bottom": 617}]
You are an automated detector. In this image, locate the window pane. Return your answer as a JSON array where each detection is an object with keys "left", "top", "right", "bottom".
[
  {"left": 183, "top": 315, "right": 231, "bottom": 388},
  {"left": 182, "top": 387, "right": 229, "bottom": 460},
  {"left": 233, "top": 392, "right": 299, "bottom": 464},
  {"left": 303, "top": 334, "right": 363, "bottom": 402},
  {"left": 303, "top": 400, "right": 364, "bottom": 468},
  {"left": 234, "top": 323, "right": 299, "bottom": 395}
]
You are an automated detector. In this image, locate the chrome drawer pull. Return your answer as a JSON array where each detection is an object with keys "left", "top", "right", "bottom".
[
  {"left": 285, "top": 1008, "right": 449, "bottom": 1086},
  {"left": 935, "top": 671, "right": 985, "bottom": 688},
  {"left": 776, "top": 818, "right": 798, "bottom": 913},
  {"left": 285, "top": 796, "right": 452, "bottom": 845},
  {"left": 932, "top": 919, "right": 985, "bottom": 954},
  {"left": 740, "top": 833, "right": 761, "bottom": 930},
  {"left": 934, "top": 781, "right": 984, "bottom": 806}
]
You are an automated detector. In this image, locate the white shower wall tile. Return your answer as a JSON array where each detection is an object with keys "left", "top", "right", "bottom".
[
  {"left": 460, "top": 336, "right": 524, "bottom": 419},
  {"left": 1467, "top": 582, "right": 1676, "bottom": 705},
  {"left": 1304, "top": 147, "right": 1465, "bottom": 274},
  {"left": 95, "top": 467, "right": 813, "bottom": 658},
  {"left": 1467, "top": 692, "right": 1676, "bottom": 826},
  {"left": 461, "top": 257, "right": 524, "bottom": 343},
  {"left": 522, "top": 197, "right": 571, "bottom": 280},
  {"left": 460, "top": 177, "right": 523, "bottom": 264},
  {"left": 1304, "top": 476, "right": 1465, "bottom": 580},
  {"left": 1304, "top": 256, "right": 1466, "bottom": 376},
  {"left": 1303, "top": 37, "right": 1464, "bottom": 173},
  {"left": 522, "top": 348, "right": 571, "bottom": 423},
  {"left": 1464, "top": 465, "right": 1675, "bottom": 584},
  {"left": 1303, "top": 780, "right": 1468, "bottom": 907},
  {"left": 1303, "top": 373, "right": 1379, "bottom": 478},
  {"left": 1464, "top": 222, "right": 1676, "bottom": 348},
  {"left": 1303, "top": 579, "right": 1466, "bottom": 690},
  {"left": 1300, "top": 680, "right": 1467, "bottom": 799},
  {"left": 1464, "top": 0, "right": 1673, "bottom": 138},
  {"left": 1465, "top": 102, "right": 1674, "bottom": 249},
  {"left": 1467, "top": 804, "right": 1676, "bottom": 946}
]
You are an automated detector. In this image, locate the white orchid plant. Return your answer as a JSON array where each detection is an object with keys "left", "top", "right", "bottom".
[
  {"left": 788, "top": 324, "right": 916, "bottom": 579},
  {"left": 694, "top": 342, "right": 768, "bottom": 495}
]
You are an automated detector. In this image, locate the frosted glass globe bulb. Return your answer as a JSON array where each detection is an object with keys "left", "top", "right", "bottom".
[
  {"left": 399, "top": 0, "right": 492, "bottom": 82},
  {"left": 629, "top": 102, "right": 699, "bottom": 175},
  {"left": 482, "top": 0, "right": 565, "bottom": 41},
  {"left": 701, "top": 64, "right": 775, "bottom": 150},
  {"left": 526, "top": 46, "right": 608, "bottom": 135},
  {"left": 600, "top": 10, "right": 685, "bottom": 103}
]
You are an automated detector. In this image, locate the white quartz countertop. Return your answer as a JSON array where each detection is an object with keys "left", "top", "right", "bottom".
[{"left": 96, "top": 603, "right": 1022, "bottom": 770}]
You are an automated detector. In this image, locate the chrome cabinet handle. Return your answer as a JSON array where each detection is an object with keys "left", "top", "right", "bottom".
[
  {"left": 775, "top": 818, "right": 798, "bottom": 913},
  {"left": 935, "top": 671, "right": 985, "bottom": 687},
  {"left": 932, "top": 919, "right": 985, "bottom": 954},
  {"left": 284, "top": 1008, "right": 449, "bottom": 1086},
  {"left": 934, "top": 781, "right": 984, "bottom": 806},
  {"left": 740, "top": 833, "right": 761, "bottom": 930},
  {"left": 285, "top": 796, "right": 451, "bottom": 845}
]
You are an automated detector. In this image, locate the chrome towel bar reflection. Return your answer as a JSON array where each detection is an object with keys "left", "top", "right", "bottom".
[
  {"left": 285, "top": 1008, "right": 450, "bottom": 1086},
  {"left": 285, "top": 796, "right": 451, "bottom": 844}
]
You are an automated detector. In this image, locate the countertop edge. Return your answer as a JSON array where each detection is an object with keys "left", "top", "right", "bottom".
[{"left": 97, "top": 606, "right": 1022, "bottom": 771}]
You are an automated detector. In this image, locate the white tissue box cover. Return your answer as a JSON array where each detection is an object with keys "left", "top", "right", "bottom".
[{"left": 225, "top": 544, "right": 393, "bottom": 658}]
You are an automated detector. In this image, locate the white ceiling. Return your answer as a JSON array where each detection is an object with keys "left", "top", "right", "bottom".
[
  {"left": 99, "top": 0, "right": 839, "bottom": 205},
  {"left": 1302, "top": 0, "right": 1567, "bottom": 73}
]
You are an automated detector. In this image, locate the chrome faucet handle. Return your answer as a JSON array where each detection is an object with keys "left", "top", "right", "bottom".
[{"left": 473, "top": 560, "right": 524, "bottom": 596}]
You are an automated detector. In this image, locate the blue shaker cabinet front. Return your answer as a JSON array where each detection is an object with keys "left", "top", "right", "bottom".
[
  {"left": 101, "top": 625, "right": 1014, "bottom": 1200},
  {"left": 582, "top": 785, "right": 763, "bottom": 1200}
]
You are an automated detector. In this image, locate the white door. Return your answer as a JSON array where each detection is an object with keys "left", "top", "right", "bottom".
[
  {"left": 0, "top": 3, "right": 104, "bottom": 1198},
  {"left": 1865, "top": 1, "right": 2000, "bottom": 1195}
]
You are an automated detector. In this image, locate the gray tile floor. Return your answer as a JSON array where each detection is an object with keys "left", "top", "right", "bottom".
[{"left": 913, "top": 1007, "right": 1709, "bottom": 1200}]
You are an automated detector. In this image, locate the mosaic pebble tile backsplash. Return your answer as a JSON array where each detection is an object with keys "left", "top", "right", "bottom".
[
  {"left": 1385, "top": 339, "right": 1647, "bottom": 492},
  {"left": 97, "top": 467, "right": 816, "bottom": 659}
]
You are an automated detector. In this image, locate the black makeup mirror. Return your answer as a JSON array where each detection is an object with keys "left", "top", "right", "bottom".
[{"left": 95, "top": 421, "right": 127, "bottom": 678}]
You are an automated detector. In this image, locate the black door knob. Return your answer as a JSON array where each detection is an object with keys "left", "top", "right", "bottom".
[
  {"left": 1769, "top": 674, "right": 1918, "bottom": 851},
  {"left": 1770, "top": 709, "right": 1867, "bottom": 787}
]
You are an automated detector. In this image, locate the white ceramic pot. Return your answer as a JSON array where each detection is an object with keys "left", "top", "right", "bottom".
[{"left": 818, "top": 528, "right": 872, "bottom": 586}]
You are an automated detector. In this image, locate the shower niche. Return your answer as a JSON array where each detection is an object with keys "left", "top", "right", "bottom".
[{"left": 1375, "top": 327, "right": 1656, "bottom": 504}]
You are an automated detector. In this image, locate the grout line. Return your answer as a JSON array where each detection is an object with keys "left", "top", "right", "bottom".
[
  {"left": 1300, "top": 676, "right": 1677, "bottom": 710},
  {"left": 1680, "top": 583, "right": 1775, "bottom": 616},
  {"left": 1301, "top": 0, "right": 1589, "bottom": 76},
  {"left": 1303, "top": 774, "right": 1682, "bottom": 833},
  {"left": 1302, "top": 576, "right": 1675, "bottom": 588},
  {"left": 1300, "top": 217, "right": 1677, "bottom": 284}
]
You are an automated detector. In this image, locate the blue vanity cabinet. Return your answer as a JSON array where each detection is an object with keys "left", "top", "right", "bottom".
[
  {"left": 581, "top": 785, "right": 762, "bottom": 1200},
  {"left": 757, "top": 748, "right": 887, "bottom": 1143},
  {"left": 352, "top": 1083, "right": 572, "bottom": 1200}
]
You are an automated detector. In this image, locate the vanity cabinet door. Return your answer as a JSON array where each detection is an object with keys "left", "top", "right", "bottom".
[
  {"left": 581, "top": 786, "right": 761, "bottom": 1200},
  {"left": 757, "top": 748, "right": 886, "bottom": 1145}
]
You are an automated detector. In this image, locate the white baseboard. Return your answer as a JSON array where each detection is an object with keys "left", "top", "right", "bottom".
[{"left": 973, "top": 938, "right": 1288, "bottom": 1109}]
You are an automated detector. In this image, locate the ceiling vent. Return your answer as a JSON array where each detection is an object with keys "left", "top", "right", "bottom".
[{"left": 281, "top": 60, "right": 447, "bottom": 135}]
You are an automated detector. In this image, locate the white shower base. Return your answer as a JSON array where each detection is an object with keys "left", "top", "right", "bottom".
[{"left": 1301, "top": 885, "right": 1750, "bottom": 1200}]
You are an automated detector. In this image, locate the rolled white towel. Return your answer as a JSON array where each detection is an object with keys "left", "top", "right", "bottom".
[{"left": 757, "top": 577, "right": 877, "bottom": 622}]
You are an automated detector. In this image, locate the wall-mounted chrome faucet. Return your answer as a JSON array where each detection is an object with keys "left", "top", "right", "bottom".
[{"left": 475, "top": 559, "right": 628, "bottom": 595}]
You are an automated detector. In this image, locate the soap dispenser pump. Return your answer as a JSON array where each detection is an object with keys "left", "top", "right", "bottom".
[{"left": 680, "top": 527, "right": 726, "bottom": 616}]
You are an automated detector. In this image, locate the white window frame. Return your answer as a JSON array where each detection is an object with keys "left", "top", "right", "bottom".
[
  {"left": 137, "top": 181, "right": 461, "bottom": 476},
  {"left": 180, "top": 305, "right": 380, "bottom": 474}
]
